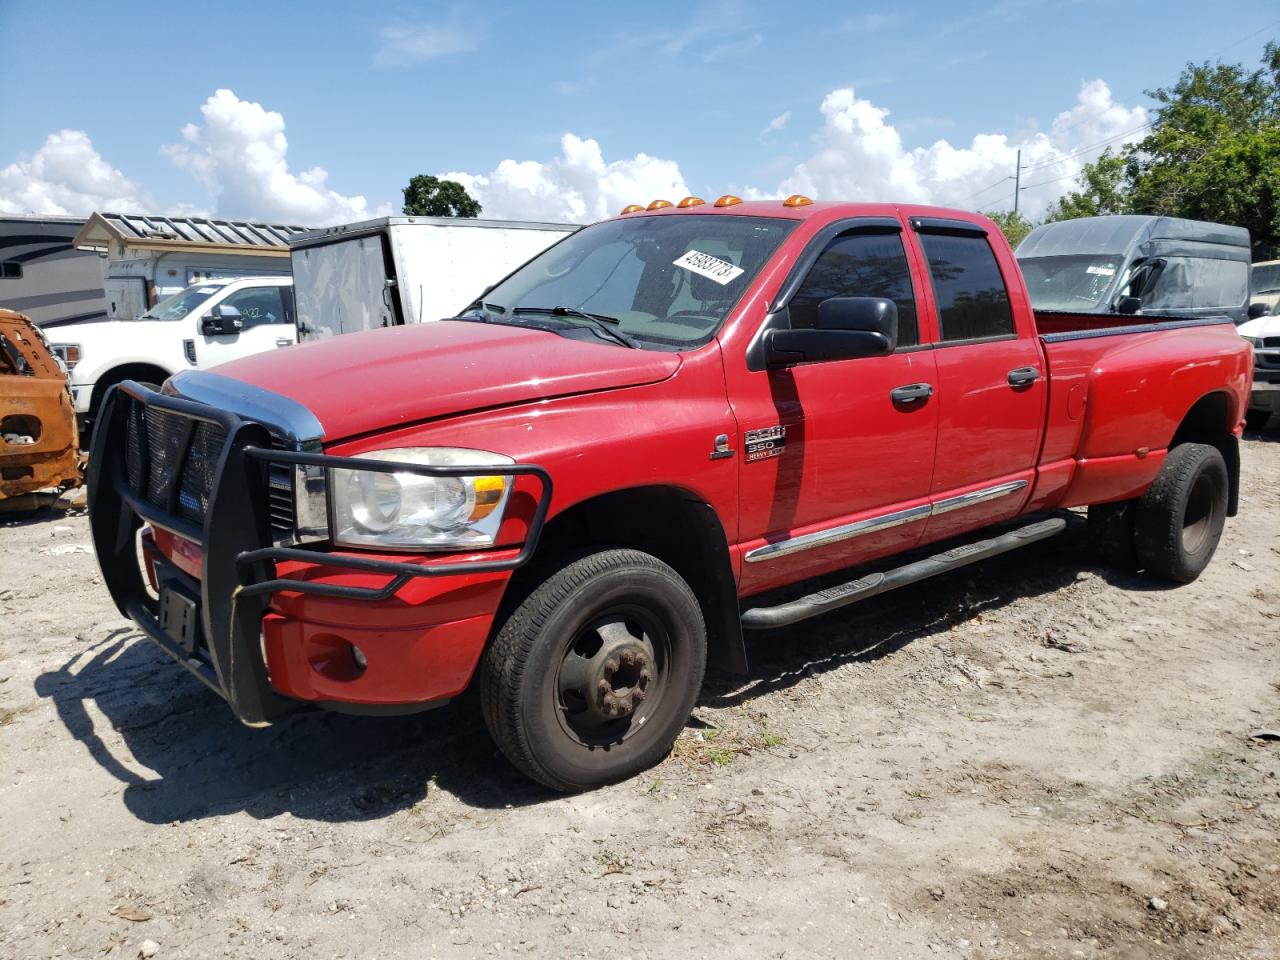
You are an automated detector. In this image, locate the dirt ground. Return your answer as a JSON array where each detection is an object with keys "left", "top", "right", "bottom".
[{"left": 1, "top": 432, "right": 1278, "bottom": 960}]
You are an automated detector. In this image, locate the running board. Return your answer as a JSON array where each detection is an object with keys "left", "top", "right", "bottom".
[{"left": 740, "top": 516, "right": 1067, "bottom": 630}]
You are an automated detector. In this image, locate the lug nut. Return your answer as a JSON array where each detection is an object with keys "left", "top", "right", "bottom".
[
  {"left": 597, "top": 679, "right": 611, "bottom": 696},
  {"left": 621, "top": 650, "right": 637, "bottom": 667},
  {"left": 632, "top": 688, "right": 647, "bottom": 703},
  {"left": 604, "top": 657, "right": 619, "bottom": 676},
  {"left": 639, "top": 670, "right": 652, "bottom": 684}
]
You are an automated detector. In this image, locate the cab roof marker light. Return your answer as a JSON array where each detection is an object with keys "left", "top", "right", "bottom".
[
  {"left": 677, "top": 196, "right": 705, "bottom": 208},
  {"left": 620, "top": 204, "right": 644, "bottom": 215},
  {"left": 783, "top": 194, "right": 814, "bottom": 207},
  {"left": 714, "top": 195, "right": 743, "bottom": 207},
  {"left": 647, "top": 199, "right": 674, "bottom": 210}
]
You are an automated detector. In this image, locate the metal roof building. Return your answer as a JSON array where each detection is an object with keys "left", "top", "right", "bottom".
[
  {"left": 73, "top": 212, "right": 310, "bottom": 258},
  {"left": 71, "top": 212, "right": 312, "bottom": 321}
]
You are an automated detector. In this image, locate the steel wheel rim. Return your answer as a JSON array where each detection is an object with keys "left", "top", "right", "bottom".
[
  {"left": 553, "top": 604, "right": 672, "bottom": 748},
  {"left": 1181, "top": 469, "right": 1219, "bottom": 555}
]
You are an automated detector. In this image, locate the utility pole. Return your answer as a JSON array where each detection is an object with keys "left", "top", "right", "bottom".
[{"left": 1013, "top": 149, "right": 1022, "bottom": 215}]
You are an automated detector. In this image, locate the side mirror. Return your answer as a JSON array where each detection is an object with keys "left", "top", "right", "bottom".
[
  {"left": 1116, "top": 296, "right": 1143, "bottom": 316},
  {"left": 765, "top": 297, "right": 897, "bottom": 367},
  {"left": 202, "top": 305, "right": 244, "bottom": 336},
  {"left": 1248, "top": 301, "right": 1270, "bottom": 320}
]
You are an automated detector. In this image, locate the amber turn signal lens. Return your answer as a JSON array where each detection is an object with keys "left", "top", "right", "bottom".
[
  {"left": 783, "top": 194, "right": 814, "bottom": 207},
  {"left": 647, "top": 199, "right": 674, "bottom": 210},
  {"left": 677, "top": 196, "right": 705, "bottom": 208},
  {"left": 714, "top": 194, "right": 743, "bottom": 207},
  {"left": 620, "top": 204, "right": 644, "bottom": 215},
  {"left": 469, "top": 476, "right": 507, "bottom": 520}
]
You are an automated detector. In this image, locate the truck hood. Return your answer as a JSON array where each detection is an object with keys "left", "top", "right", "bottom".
[
  {"left": 208, "top": 320, "right": 682, "bottom": 441},
  {"left": 1239, "top": 312, "right": 1280, "bottom": 340}
]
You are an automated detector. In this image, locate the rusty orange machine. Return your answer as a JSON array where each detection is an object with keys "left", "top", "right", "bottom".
[{"left": 1, "top": 309, "right": 81, "bottom": 507}]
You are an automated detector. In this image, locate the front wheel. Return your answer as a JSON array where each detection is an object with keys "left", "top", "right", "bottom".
[
  {"left": 480, "top": 549, "right": 707, "bottom": 792},
  {"left": 1135, "top": 443, "right": 1228, "bottom": 583}
]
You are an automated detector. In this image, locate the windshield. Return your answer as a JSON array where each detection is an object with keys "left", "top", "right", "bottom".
[
  {"left": 1017, "top": 255, "right": 1123, "bottom": 311},
  {"left": 139, "top": 284, "right": 222, "bottom": 321},
  {"left": 464, "top": 214, "right": 796, "bottom": 348},
  {"left": 1252, "top": 263, "right": 1280, "bottom": 295}
]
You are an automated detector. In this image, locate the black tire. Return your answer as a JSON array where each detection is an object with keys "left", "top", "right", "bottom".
[
  {"left": 1135, "top": 443, "right": 1228, "bottom": 583},
  {"left": 480, "top": 549, "right": 707, "bottom": 792},
  {"left": 1086, "top": 499, "right": 1138, "bottom": 569},
  {"left": 1244, "top": 408, "right": 1272, "bottom": 431}
]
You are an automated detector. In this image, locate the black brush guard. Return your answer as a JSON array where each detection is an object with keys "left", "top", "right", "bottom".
[{"left": 87, "top": 381, "right": 552, "bottom": 725}]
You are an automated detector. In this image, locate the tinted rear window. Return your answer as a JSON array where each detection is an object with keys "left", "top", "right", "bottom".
[{"left": 919, "top": 233, "right": 1014, "bottom": 342}]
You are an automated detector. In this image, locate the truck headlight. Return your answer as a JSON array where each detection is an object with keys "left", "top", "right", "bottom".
[
  {"left": 1242, "top": 336, "right": 1258, "bottom": 347},
  {"left": 330, "top": 447, "right": 514, "bottom": 551},
  {"left": 52, "top": 343, "right": 82, "bottom": 369}
]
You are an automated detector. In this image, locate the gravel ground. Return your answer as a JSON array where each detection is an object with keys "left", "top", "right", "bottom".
[{"left": 1, "top": 430, "right": 1278, "bottom": 960}]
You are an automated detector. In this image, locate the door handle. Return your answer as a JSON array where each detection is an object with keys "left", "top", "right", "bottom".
[
  {"left": 275, "top": 338, "right": 293, "bottom": 348},
  {"left": 890, "top": 382, "right": 933, "bottom": 404},
  {"left": 1007, "top": 366, "right": 1041, "bottom": 388}
]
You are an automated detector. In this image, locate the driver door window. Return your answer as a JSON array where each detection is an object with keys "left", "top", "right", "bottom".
[
  {"left": 217, "top": 286, "right": 288, "bottom": 330},
  {"left": 786, "top": 232, "right": 919, "bottom": 346}
]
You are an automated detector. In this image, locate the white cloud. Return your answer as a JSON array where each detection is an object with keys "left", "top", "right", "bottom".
[
  {"left": 442, "top": 79, "right": 1146, "bottom": 224},
  {"left": 373, "top": 22, "right": 478, "bottom": 67},
  {"left": 0, "top": 130, "right": 153, "bottom": 216},
  {"left": 162, "top": 89, "right": 388, "bottom": 225},
  {"left": 760, "top": 110, "right": 792, "bottom": 140},
  {"left": 774, "top": 80, "right": 1147, "bottom": 218},
  {"left": 442, "top": 134, "right": 689, "bottom": 223}
]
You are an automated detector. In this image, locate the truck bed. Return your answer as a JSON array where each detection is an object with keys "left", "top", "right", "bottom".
[
  {"left": 1030, "top": 310, "right": 1250, "bottom": 512},
  {"left": 1033, "top": 309, "right": 1237, "bottom": 339}
]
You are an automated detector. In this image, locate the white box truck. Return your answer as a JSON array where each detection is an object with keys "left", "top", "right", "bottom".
[{"left": 289, "top": 216, "right": 577, "bottom": 341}]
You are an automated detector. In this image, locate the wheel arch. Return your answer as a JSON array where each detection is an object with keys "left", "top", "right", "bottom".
[
  {"left": 511, "top": 484, "right": 747, "bottom": 675},
  {"left": 1168, "top": 390, "right": 1240, "bottom": 516},
  {"left": 88, "top": 361, "right": 174, "bottom": 414}
]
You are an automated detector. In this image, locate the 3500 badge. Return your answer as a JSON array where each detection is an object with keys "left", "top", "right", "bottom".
[{"left": 744, "top": 425, "right": 786, "bottom": 462}]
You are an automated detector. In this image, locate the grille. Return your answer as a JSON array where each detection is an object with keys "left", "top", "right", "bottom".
[
  {"left": 1261, "top": 337, "right": 1280, "bottom": 348},
  {"left": 266, "top": 438, "right": 297, "bottom": 536},
  {"left": 122, "top": 395, "right": 295, "bottom": 538}
]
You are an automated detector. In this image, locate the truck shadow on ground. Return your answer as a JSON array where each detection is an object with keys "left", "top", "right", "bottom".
[{"left": 35, "top": 513, "right": 1170, "bottom": 824}]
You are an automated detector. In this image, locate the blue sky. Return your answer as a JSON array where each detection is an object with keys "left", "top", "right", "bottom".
[{"left": 1, "top": 0, "right": 1277, "bottom": 224}]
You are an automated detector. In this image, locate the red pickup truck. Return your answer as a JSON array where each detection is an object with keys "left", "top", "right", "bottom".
[{"left": 87, "top": 198, "right": 1252, "bottom": 791}]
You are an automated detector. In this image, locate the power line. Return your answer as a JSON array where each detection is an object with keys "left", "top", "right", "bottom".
[
  {"left": 1211, "top": 16, "right": 1280, "bottom": 56},
  {"left": 1021, "top": 120, "right": 1153, "bottom": 174},
  {"left": 964, "top": 175, "right": 1013, "bottom": 204}
]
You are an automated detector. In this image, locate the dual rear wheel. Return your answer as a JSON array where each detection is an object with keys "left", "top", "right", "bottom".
[{"left": 1088, "top": 442, "right": 1228, "bottom": 583}]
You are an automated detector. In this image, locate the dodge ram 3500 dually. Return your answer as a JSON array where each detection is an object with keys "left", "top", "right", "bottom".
[{"left": 87, "top": 197, "right": 1253, "bottom": 791}]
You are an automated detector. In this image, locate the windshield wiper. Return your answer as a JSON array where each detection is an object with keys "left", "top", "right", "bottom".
[{"left": 512, "top": 305, "right": 640, "bottom": 349}]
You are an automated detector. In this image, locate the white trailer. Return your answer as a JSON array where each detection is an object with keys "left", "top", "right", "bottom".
[{"left": 290, "top": 216, "right": 577, "bottom": 341}]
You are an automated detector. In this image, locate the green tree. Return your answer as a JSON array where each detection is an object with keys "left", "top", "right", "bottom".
[
  {"left": 1043, "top": 149, "right": 1133, "bottom": 222},
  {"left": 401, "top": 175, "right": 482, "bottom": 218},
  {"left": 983, "top": 210, "right": 1033, "bottom": 248},
  {"left": 1043, "top": 43, "right": 1280, "bottom": 255}
]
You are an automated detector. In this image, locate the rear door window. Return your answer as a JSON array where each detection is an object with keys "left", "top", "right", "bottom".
[
  {"left": 919, "top": 233, "right": 1014, "bottom": 342},
  {"left": 788, "top": 231, "right": 919, "bottom": 347}
]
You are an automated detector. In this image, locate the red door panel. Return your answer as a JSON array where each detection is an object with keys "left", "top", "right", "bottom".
[
  {"left": 924, "top": 338, "right": 1045, "bottom": 540},
  {"left": 732, "top": 350, "right": 939, "bottom": 595}
]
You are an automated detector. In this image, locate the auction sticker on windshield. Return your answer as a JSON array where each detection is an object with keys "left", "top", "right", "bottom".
[{"left": 673, "top": 250, "right": 744, "bottom": 286}]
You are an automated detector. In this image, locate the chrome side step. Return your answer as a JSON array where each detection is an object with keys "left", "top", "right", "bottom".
[{"left": 740, "top": 516, "right": 1066, "bottom": 630}]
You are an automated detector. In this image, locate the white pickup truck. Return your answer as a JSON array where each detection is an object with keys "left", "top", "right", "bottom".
[{"left": 50, "top": 275, "right": 295, "bottom": 435}]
